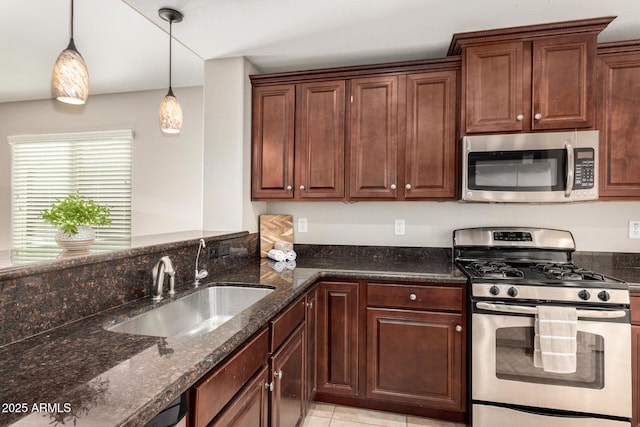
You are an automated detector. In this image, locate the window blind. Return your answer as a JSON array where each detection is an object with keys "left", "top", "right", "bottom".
[{"left": 9, "top": 130, "right": 133, "bottom": 263}]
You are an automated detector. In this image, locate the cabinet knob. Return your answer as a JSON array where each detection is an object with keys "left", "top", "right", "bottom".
[
  {"left": 405, "top": 184, "right": 412, "bottom": 190},
  {"left": 306, "top": 301, "right": 313, "bottom": 309},
  {"left": 299, "top": 185, "right": 306, "bottom": 191},
  {"left": 266, "top": 382, "right": 274, "bottom": 391},
  {"left": 274, "top": 370, "right": 283, "bottom": 380},
  {"left": 409, "top": 293, "right": 417, "bottom": 301},
  {"left": 516, "top": 114, "right": 524, "bottom": 121},
  {"left": 534, "top": 113, "right": 542, "bottom": 120},
  {"left": 455, "top": 325, "right": 462, "bottom": 332},
  {"left": 390, "top": 184, "right": 397, "bottom": 190},
  {"left": 286, "top": 185, "right": 292, "bottom": 191}
]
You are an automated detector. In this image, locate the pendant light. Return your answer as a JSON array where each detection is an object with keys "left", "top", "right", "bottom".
[
  {"left": 52, "top": 0, "right": 89, "bottom": 105},
  {"left": 158, "top": 8, "right": 184, "bottom": 135}
]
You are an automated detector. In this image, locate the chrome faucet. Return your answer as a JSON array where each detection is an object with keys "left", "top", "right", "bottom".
[
  {"left": 194, "top": 239, "right": 208, "bottom": 286},
  {"left": 151, "top": 256, "right": 176, "bottom": 301}
]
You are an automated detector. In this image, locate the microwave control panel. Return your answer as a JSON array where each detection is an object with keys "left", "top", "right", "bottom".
[{"left": 574, "top": 148, "right": 595, "bottom": 189}]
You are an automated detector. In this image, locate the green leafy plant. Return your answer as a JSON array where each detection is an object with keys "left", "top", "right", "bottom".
[{"left": 41, "top": 191, "right": 112, "bottom": 235}]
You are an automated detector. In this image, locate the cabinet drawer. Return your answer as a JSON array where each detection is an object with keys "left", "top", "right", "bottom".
[
  {"left": 367, "top": 283, "right": 462, "bottom": 312},
  {"left": 631, "top": 295, "right": 640, "bottom": 325},
  {"left": 191, "top": 328, "right": 269, "bottom": 427},
  {"left": 270, "top": 296, "right": 305, "bottom": 352}
]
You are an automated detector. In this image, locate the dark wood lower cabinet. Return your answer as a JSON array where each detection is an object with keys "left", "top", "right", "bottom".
[
  {"left": 315, "top": 279, "right": 466, "bottom": 423},
  {"left": 316, "top": 280, "right": 361, "bottom": 397},
  {"left": 270, "top": 324, "right": 305, "bottom": 427},
  {"left": 633, "top": 325, "right": 640, "bottom": 427},
  {"left": 366, "top": 308, "right": 464, "bottom": 411},
  {"left": 209, "top": 366, "right": 269, "bottom": 427}
]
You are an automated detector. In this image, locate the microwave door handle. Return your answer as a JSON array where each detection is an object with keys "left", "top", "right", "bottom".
[{"left": 565, "top": 143, "right": 574, "bottom": 198}]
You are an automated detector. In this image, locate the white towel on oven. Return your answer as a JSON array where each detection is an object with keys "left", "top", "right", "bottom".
[{"left": 533, "top": 305, "right": 577, "bottom": 374}]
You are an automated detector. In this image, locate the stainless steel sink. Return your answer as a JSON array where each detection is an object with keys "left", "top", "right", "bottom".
[{"left": 106, "top": 285, "right": 274, "bottom": 337}]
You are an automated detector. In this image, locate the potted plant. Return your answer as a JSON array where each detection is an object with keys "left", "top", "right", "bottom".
[{"left": 41, "top": 191, "right": 112, "bottom": 252}]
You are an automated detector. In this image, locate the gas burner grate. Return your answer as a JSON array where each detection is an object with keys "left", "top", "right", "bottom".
[
  {"left": 467, "top": 261, "right": 525, "bottom": 279},
  {"left": 531, "top": 263, "right": 605, "bottom": 282}
]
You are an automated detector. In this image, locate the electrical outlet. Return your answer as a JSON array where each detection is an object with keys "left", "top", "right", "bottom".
[
  {"left": 298, "top": 218, "right": 308, "bottom": 233},
  {"left": 208, "top": 246, "right": 218, "bottom": 258},
  {"left": 629, "top": 221, "right": 640, "bottom": 239},
  {"left": 394, "top": 219, "right": 405, "bottom": 235}
]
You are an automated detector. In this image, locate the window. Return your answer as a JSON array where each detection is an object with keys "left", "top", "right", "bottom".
[{"left": 9, "top": 130, "right": 133, "bottom": 263}]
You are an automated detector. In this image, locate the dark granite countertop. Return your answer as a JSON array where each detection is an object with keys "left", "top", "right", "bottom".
[{"left": 1, "top": 255, "right": 464, "bottom": 427}]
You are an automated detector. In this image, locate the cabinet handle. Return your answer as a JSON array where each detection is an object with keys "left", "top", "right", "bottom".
[
  {"left": 306, "top": 301, "right": 313, "bottom": 309},
  {"left": 390, "top": 184, "right": 397, "bottom": 190},
  {"left": 405, "top": 184, "right": 412, "bottom": 190},
  {"left": 534, "top": 113, "right": 542, "bottom": 120},
  {"left": 409, "top": 293, "right": 417, "bottom": 301},
  {"left": 286, "top": 185, "right": 292, "bottom": 191},
  {"left": 266, "top": 382, "right": 274, "bottom": 391},
  {"left": 516, "top": 114, "right": 524, "bottom": 121},
  {"left": 455, "top": 325, "right": 462, "bottom": 332},
  {"left": 299, "top": 185, "right": 306, "bottom": 191},
  {"left": 274, "top": 370, "right": 283, "bottom": 380}
]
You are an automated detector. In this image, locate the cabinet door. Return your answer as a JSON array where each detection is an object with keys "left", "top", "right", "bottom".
[
  {"left": 405, "top": 71, "right": 458, "bottom": 199},
  {"left": 305, "top": 286, "right": 318, "bottom": 408},
  {"left": 349, "top": 76, "right": 398, "bottom": 199},
  {"left": 366, "top": 308, "right": 464, "bottom": 411},
  {"left": 251, "top": 85, "right": 295, "bottom": 199},
  {"left": 271, "top": 324, "right": 305, "bottom": 427},
  {"left": 209, "top": 366, "right": 268, "bottom": 427},
  {"left": 296, "top": 81, "right": 345, "bottom": 199},
  {"left": 316, "top": 280, "right": 360, "bottom": 397},
  {"left": 597, "top": 52, "right": 640, "bottom": 199},
  {"left": 633, "top": 325, "right": 640, "bottom": 427},
  {"left": 532, "top": 34, "right": 595, "bottom": 130},
  {"left": 464, "top": 41, "right": 526, "bottom": 133}
]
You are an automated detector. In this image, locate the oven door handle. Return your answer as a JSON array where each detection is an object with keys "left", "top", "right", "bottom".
[{"left": 476, "top": 302, "right": 627, "bottom": 319}]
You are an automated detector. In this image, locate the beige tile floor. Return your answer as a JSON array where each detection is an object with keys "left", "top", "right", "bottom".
[{"left": 303, "top": 402, "right": 467, "bottom": 427}]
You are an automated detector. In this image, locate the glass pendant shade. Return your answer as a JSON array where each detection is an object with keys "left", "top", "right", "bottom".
[
  {"left": 52, "top": 39, "right": 89, "bottom": 105},
  {"left": 159, "top": 88, "right": 183, "bottom": 134}
]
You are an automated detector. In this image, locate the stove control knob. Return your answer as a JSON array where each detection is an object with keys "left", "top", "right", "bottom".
[
  {"left": 489, "top": 285, "right": 500, "bottom": 296},
  {"left": 507, "top": 287, "right": 518, "bottom": 297},
  {"left": 598, "top": 290, "right": 611, "bottom": 302},
  {"left": 578, "top": 289, "right": 591, "bottom": 300}
]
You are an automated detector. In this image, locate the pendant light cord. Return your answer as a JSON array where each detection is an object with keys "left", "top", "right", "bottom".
[
  {"left": 168, "top": 19, "right": 173, "bottom": 90},
  {"left": 70, "top": 0, "right": 74, "bottom": 40}
]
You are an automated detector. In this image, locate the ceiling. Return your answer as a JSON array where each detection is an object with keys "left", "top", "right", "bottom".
[{"left": 3, "top": 0, "right": 640, "bottom": 104}]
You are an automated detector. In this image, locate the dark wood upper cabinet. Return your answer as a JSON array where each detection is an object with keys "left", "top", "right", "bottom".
[
  {"left": 532, "top": 35, "right": 595, "bottom": 130},
  {"left": 250, "top": 57, "right": 460, "bottom": 202},
  {"left": 464, "top": 41, "right": 526, "bottom": 133},
  {"left": 251, "top": 85, "right": 295, "bottom": 199},
  {"left": 296, "top": 81, "right": 346, "bottom": 199},
  {"left": 597, "top": 42, "right": 640, "bottom": 199},
  {"left": 404, "top": 71, "right": 458, "bottom": 199},
  {"left": 463, "top": 35, "right": 594, "bottom": 133},
  {"left": 454, "top": 17, "right": 613, "bottom": 134},
  {"left": 349, "top": 76, "right": 399, "bottom": 199}
]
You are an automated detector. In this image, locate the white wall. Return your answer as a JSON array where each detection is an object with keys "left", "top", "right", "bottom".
[
  {"left": 268, "top": 200, "right": 640, "bottom": 252},
  {"left": 202, "top": 57, "right": 266, "bottom": 232},
  {"left": 0, "top": 87, "right": 204, "bottom": 251}
]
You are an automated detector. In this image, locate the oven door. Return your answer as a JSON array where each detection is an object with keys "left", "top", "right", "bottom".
[{"left": 472, "top": 302, "right": 631, "bottom": 418}]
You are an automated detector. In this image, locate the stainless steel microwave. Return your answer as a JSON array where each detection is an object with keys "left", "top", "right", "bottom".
[{"left": 461, "top": 131, "right": 599, "bottom": 203}]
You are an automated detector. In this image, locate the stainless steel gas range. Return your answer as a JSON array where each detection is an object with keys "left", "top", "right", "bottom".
[{"left": 454, "top": 227, "right": 631, "bottom": 427}]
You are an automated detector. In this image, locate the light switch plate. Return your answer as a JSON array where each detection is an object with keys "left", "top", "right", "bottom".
[
  {"left": 629, "top": 221, "right": 640, "bottom": 239},
  {"left": 394, "top": 219, "right": 405, "bottom": 235}
]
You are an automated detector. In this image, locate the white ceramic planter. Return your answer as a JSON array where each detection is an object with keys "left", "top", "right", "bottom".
[{"left": 55, "top": 225, "right": 95, "bottom": 253}]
